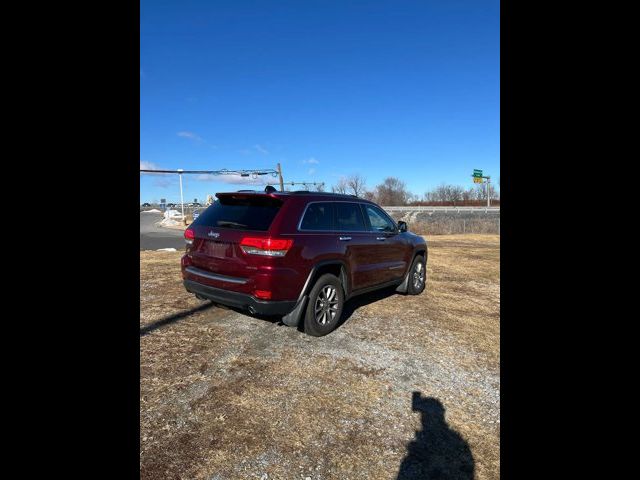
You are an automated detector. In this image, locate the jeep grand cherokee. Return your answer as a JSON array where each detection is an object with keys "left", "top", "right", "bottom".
[{"left": 181, "top": 188, "right": 427, "bottom": 336}]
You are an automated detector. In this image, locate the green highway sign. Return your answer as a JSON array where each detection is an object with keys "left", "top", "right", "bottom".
[{"left": 473, "top": 169, "right": 483, "bottom": 178}]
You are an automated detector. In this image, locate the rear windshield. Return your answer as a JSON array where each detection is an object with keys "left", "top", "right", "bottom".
[{"left": 192, "top": 195, "right": 283, "bottom": 231}]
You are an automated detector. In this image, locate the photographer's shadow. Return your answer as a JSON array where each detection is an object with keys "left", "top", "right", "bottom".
[{"left": 397, "top": 392, "right": 475, "bottom": 480}]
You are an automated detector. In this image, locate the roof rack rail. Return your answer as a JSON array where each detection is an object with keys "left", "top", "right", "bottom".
[
  {"left": 291, "top": 191, "right": 358, "bottom": 197},
  {"left": 234, "top": 186, "right": 279, "bottom": 194}
]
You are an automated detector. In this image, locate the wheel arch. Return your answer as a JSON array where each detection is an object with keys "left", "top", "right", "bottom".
[
  {"left": 300, "top": 260, "right": 350, "bottom": 301},
  {"left": 282, "top": 260, "right": 350, "bottom": 329},
  {"left": 396, "top": 247, "right": 427, "bottom": 294}
]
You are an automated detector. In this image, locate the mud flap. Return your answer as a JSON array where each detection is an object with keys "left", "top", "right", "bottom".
[
  {"left": 395, "top": 270, "right": 410, "bottom": 294},
  {"left": 281, "top": 295, "right": 308, "bottom": 327}
]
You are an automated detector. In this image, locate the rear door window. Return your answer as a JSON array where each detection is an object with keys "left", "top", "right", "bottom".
[
  {"left": 300, "top": 202, "right": 334, "bottom": 230},
  {"left": 335, "top": 202, "right": 367, "bottom": 231},
  {"left": 192, "top": 195, "right": 282, "bottom": 231}
]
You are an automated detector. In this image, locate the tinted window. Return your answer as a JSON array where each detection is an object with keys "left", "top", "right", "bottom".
[
  {"left": 365, "top": 205, "right": 396, "bottom": 232},
  {"left": 192, "top": 195, "right": 282, "bottom": 231},
  {"left": 335, "top": 202, "right": 366, "bottom": 231},
  {"left": 300, "top": 202, "right": 334, "bottom": 230}
]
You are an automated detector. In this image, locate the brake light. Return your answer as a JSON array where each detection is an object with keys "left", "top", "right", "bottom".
[
  {"left": 184, "top": 228, "right": 195, "bottom": 245},
  {"left": 239, "top": 237, "right": 293, "bottom": 257}
]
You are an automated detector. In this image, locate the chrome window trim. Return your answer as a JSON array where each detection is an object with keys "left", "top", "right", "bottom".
[{"left": 297, "top": 200, "right": 371, "bottom": 233}]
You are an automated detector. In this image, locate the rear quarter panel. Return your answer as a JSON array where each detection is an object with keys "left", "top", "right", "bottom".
[{"left": 273, "top": 197, "right": 350, "bottom": 295}]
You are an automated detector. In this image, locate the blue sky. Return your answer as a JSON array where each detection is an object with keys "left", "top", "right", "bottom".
[{"left": 140, "top": 0, "right": 499, "bottom": 203}]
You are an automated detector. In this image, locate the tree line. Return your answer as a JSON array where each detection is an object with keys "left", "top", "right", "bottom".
[{"left": 327, "top": 174, "right": 500, "bottom": 206}]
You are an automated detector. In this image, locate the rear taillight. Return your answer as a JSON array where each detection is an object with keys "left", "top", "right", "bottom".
[
  {"left": 184, "top": 228, "right": 195, "bottom": 245},
  {"left": 253, "top": 289, "right": 272, "bottom": 300},
  {"left": 239, "top": 237, "right": 293, "bottom": 257}
]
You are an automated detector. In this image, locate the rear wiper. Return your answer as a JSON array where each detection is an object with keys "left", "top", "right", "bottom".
[{"left": 217, "top": 220, "right": 248, "bottom": 228}]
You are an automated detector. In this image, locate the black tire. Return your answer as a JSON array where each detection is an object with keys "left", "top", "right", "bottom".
[
  {"left": 303, "top": 273, "right": 344, "bottom": 337},
  {"left": 407, "top": 255, "right": 426, "bottom": 295}
]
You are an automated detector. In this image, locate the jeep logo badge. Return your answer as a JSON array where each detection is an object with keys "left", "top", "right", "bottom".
[{"left": 207, "top": 231, "right": 220, "bottom": 238}]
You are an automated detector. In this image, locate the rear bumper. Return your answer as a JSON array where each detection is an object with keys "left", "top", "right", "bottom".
[{"left": 183, "top": 279, "right": 296, "bottom": 316}]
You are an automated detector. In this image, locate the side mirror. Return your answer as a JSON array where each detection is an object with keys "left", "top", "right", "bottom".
[{"left": 398, "top": 221, "right": 408, "bottom": 233}]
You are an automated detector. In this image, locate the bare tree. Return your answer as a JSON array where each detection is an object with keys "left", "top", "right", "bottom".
[
  {"left": 316, "top": 182, "right": 325, "bottom": 192},
  {"left": 420, "top": 183, "right": 489, "bottom": 205},
  {"left": 472, "top": 184, "right": 486, "bottom": 200},
  {"left": 331, "top": 178, "right": 348, "bottom": 194},
  {"left": 423, "top": 184, "right": 464, "bottom": 204},
  {"left": 434, "top": 184, "right": 448, "bottom": 203},
  {"left": 346, "top": 174, "right": 367, "bottom": 197},
  {"left": 406, "top": 192, "right": 420, "bottom": 205},
  {"left": 374, "top": 177, "right": 411, "bottom": 206},
  {"left": 363, "top": 190, "right": 377, "bottom": 202},
  {"left": 448, "top": 185, "right": 464, "bottom": 203},
  {"left": 423, "top": 190, "right": 436, "bottom": 203}
]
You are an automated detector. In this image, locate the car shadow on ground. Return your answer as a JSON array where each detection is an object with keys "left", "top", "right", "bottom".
[
  {"left": 397, "top": 392, "right": 475, "bottom": 480},
  {"left": 336, "top": 286, "right": 400, "bottom": 329},
  {"left": 140, "top": 287, "right": 404, "bottom": 337},
  {"left": 249, "top": 286, "right": 401, "bottom": 332},
  {"left": 139, "top": 301, "right": 216, "bottom": 337}
]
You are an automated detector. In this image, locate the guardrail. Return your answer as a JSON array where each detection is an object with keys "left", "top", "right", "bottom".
[
  {"left": 382, "top": 206, "right": 500, "bottom": 213},
  {"left": 142, "top": 205, "right": 500, "bottom": 214}
]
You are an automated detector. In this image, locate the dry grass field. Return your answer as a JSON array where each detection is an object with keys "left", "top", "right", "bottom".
[{"left": 140, "top": 234, "right": 500, "bottom": 479}]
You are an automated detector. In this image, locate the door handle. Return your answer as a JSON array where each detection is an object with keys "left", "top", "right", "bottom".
[
  {"left": 339, "top": 236, "right": 352, "bottom": 241},
  {"left": 376, "top": 237, "right": 386, "bottom": 241}
]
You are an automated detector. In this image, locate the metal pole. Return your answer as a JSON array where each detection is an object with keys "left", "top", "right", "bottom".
[
  {"left": 277, "top": 163, "right": 284, "bottom": 192},
  {"left": 486, "top": 177, "right": 491, "bottom": 207},
  {"left": 178, "top": 169, "right": 185, "bottom": 220}
]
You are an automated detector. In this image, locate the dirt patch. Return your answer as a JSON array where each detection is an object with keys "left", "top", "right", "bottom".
[{"left": 140, "top": 234, "right": 500, "bottom": 479}]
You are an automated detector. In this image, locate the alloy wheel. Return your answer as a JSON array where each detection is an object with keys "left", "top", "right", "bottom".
[{"left": 314, "top": 285, "right": 340, "bottom": 325}]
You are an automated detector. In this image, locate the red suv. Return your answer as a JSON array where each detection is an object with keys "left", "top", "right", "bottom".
[{"left": 181, "top": 188, "right": 427, "bottom": 336}]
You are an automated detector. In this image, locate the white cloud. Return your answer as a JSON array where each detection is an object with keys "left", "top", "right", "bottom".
[
  {"left": 177, "top": 131, "right": 203, "bottom": 141},
  {"left": 308, "top": 168, "right": 316, "bottom": 175},
  {"left": 140, "top": 161, "right": 171, "bottom": 187},
  {"left": 254, "top": 144, "right": 269, "bottom": 154},
  {"left": 140, "top": 160, "right": 161, "bottom": 172},
  {"left": 303, "top": 158, "right": 319, "bottom": 165}
]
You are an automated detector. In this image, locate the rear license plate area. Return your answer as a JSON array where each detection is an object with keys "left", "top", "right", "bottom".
[{"left": 203, "top": 240, "right": 233, "bottom": 259}]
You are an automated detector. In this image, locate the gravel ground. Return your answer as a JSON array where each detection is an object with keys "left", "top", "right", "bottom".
[{"left": 140, "top": 234, "right": 500, "bottom": 479}]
